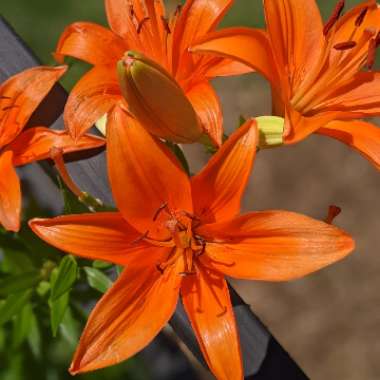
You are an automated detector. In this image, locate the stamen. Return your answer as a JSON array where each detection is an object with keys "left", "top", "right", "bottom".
[
  {"left": 355, "top": 7, "right": 368, "bottom": 27},
  {"left": 50, "top": 147, "right": 84, "bottom": 199},
  {"left": 174, "top": 4, "right": 182, "bottom": 16},
  {"left": 161, "top": 16, "right": 171, "bottom": 34},
  {"left": 367, "top": 37, "right": 376, "bottom": 69},
  {"left": 325, "top": 205, "right": 342, "bottom": 224},
  {"left": 129, "top": 5, "right": 134, "bottom": 17},
  {"left": 153, "top": 202, "right": 169, "bottom": 221},
  {"left": 137, "top": 17, "right": 150, "bottom": 34},
  {"left": 333, "top": 40, "right": 357, "bottom": 50},
  {"left": 0, "top": 96, "right": 11, "bottom": 100},
  {"left": 324, "top": 0, "right": 345, "bottom": 36}
]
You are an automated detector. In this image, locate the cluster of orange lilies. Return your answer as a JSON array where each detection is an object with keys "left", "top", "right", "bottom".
[{"left": 1, "top": 0, "right": 379, "bottom": 379}]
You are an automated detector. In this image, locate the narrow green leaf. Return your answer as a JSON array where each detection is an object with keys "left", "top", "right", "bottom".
[
  {"left": 50, "top": 256, "right": 77, "bottom": 301},
  {"left": 84, "top": 267, "right": 113, "bottom": 293},
  {"left": 164, "top": 141, "right": 190, "bottom": 175},
  {"left": 0, "top": 271, "right": 41, "bottom": 297},
  {"left": 1, "top": 248, "right": 35, "bottom": 274},
  {"left": 92, "top": 260, "right": 113, "bottom": 270},
  {"left": 49, "top": 268, "right": 69, "bottom": 337},
  {"left": 0, "top": 291, "right": 31, "bottom": 326},
  {"left": 27, "top": 309, "right": 41, "bottom": 359},
  {"left": 60, "top": 307, "right": 80, "bottom": 349},
  {"left": 12, "top": 303, "right": 33, "bottom": 348}
]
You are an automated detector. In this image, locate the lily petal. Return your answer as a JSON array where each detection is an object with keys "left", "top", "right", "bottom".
[
  {"left": 7, "top": 127, "right": 105, "bottom": 167},
  {"left": 317, "top": 120, "right": 380, "bottom": 170},
  {"left": 64, "top": 66, "right": 121, "bottom": 139},
  {"left": 29, "top": 213, "right": 153, "bottom": 266},
  {"left": 70, "top": 256, "right": 183, "bottom": 374},
  {"left": 186, "top": 82, "right": 223, "bottom": 146},
  {"left": 0, "top": 151, "right": 21, "bottom": 232},
  {"left": 54, "top": 22, "right": 126, "bottom": 65},
  {"left": 284, "top": 107, "right": 341, "bottom": 144},
  {"left": 263, "top": 0, "right": 324, "bottom": 90},
  {"left": 313, "top": 72, "right": 380, "bottom": 116},
  {"left": 191, "top": 119, "right": 257, "bottom": 224},
  {"left": 204, "top": 58, "right": 253, "bottom": 78},
  {"left": 181, "top": 269, "right": 242, "bottom": 380},
  {"left": 198, "top": 211, "right": 354, "bottom": 281},
  {"left": 191, "top": 27, "right": 279, "bottom": 87},
  {"left": 107, "top": 106, "right": 192, "bottom": 238},
  {"left": 0, "top": 66, "right": 66, "bottom": 147}
]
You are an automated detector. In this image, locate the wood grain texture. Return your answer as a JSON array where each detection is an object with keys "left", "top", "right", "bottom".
[{"left": 0, "top": 16, "right": 308, "bottom": 379}]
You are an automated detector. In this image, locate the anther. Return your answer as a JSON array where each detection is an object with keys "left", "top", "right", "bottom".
[
  {"left": 366, "top": 36, "right": 378, "bottom": 70},
  {"left": 137, "top": 17, "right": 150, "bottom": 34},
  {"left": 0, "top": 95, "right": 11, "bottom": 100},
  {"left": 161, "top": 16, "right": 171, "bottom": 34},
  {"left": 175, "top": 4, "right": 182, "bottom": 16},
  {"left": 325, "top": 205, "right": 342, "bottom": 224},
  {"left": 355, "top": 7, "right": 368, "bottom": 27},
  {"left": 153, "top": 202, "right": 169, "bottom": 221},
  {"left": 323, "top": 0, "right": 345, "bottom": 36},
  {"left": 156, "top": 264, "right": 164, "bottom": 274},
  {"left": 333, "top": 40, "right": 357, "bottom": 50}
]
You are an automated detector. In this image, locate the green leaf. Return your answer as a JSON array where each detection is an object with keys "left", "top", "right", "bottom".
[
  {"left": 59, "top": 307, "right": 80, "bottom": 349},
  {"left": 164, "top": 141, "right": 190, "bottom": 175},
  {"left": 1, "top": 248, "right": 35, "bottom": 274},
  {"left": 49, "top": 268, "right": 69, "bottom": 337},
  {"left": 27, "top": 309, "right": 42, "bottom": 359},
  {"left": 0, "top": 290, "right": 31, "bottom": 326},
  {"left": 0, "top": 271, "right": 41, "bottom": 297},
  {"left": 92, "top": 260, "right": 113, "bottom": 270},
  {"left": 50, "top": 256, "right": 77, "bottom": 301},
  {"left": 12, "top": 303, "right": 33, "bottom": 348},
  {"left": 84, "top": 267, "right": 113, "bottom": 293}
]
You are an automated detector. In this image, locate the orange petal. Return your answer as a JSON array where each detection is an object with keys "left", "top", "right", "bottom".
[
  {"left": 28, "top": 212, "right": 158, "bottom": 266},
  {"left": 0, "top": 151, "right": 21, "bottom": 232},
  {"left": 7, "top": 127, "right": 104, "bottom": 167},
  {"left": 0, "top": 66, "right": 66, "bottom": 147},
  {"left": 197, "top": 211, "right": 354, "bottom": 281},
  {"left": 64, "top": 66, "right": 121, "bottom": 139},
  {"left": 172, "top": 0, "right": 233, "bottom": 71},
  {"left": 313, "top": 72, "right": 380, "bottom": 116},
  {"left": 317, "top": 120, "right": 380, "bottom": 170},
  {"left": 263, "top": 0, "right": 324, "bottom": 90},
  {"left": 284, "top": 107, "right": 341, "bottom": 144},
  {"left": 107, "top": 106, "right": 192, "bottom": 238},
  {"left": 191, "top": 28, "right": 279, "bottom": 87},
  {"left": 70, "top": 256, "right": 183, "bottom": 374},
  {"left": 54, "top": 22, "right": 126, "bottom": 65},
  {"left": 186, "top": 82, "right": 223, "bottom": 146},
  {"left": 191, "top": 120, "right": 257, "bottom": 224},
  {"left": 204, "top": 58, "right": 253, "bottom": 78},
  {"left": 181, "top": 269, "right": 243, "bottom": 380}
]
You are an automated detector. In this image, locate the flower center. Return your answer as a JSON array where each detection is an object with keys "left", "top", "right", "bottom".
[{"left": 139, "top": 203, "right": 205, "bottom": 276}]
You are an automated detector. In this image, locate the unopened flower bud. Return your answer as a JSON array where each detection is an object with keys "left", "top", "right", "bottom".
[
  {"left": 256, "top": 116, "right": 285, "bottom": 148},
  {"left": 117, "top": 51, "right": 203, "bottom": 144}
]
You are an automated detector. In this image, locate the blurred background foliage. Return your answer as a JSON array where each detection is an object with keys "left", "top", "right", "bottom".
[{"left": 0, "top": 1, "right": 375, "bottom": 380}]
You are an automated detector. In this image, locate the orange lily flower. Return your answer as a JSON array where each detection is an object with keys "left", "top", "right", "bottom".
[
  {"left": 54, "top": 0, "right": 251, "bottom": 146},
  {"left": 0, "top": 66, "right": 105, "bottom": 232},
  {"left": 30, "top": 106, "right": 354, "bottom": 379},
  {"left": 192, "top": 0, "right": 380, "bottom": 168}
]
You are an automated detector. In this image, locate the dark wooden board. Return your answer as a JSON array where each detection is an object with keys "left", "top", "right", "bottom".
[{"left": 0, "top": 16, "right": 309, "bottom": 379}]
